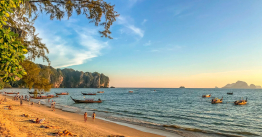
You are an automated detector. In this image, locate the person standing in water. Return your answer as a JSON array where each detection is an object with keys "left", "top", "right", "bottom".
[{"left": 84, "top": 112, "right": 87, "bottom": 122}]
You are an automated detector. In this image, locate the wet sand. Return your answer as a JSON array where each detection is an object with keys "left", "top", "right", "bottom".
[{"left": 0, "top": 94, "right": 182, "bottom": 137}]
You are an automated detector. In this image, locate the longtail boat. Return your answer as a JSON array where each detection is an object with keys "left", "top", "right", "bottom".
[
  {"left": 129, "top": 91, "right": 133, "bottom": 93},
  {"left": 70, "top": 96, "right": 102, "bottom": 103},
  {"left": 211, "top": 97, "right": 223, "bottom": 104},
  {"left": 97, "top": 91, "right": 104, "bottom": 93},
  {"left": 55, "top": 92, "right": 69, "bottom": 95},
  {"left": 47, "top": 95, "right": 59, "bottom": 98},
  {"left": 30, "top": 96, "right": 47, "bottom": 99},
  {"left": 227, "top": 92, "right": 233, "bottom": 95},
  {"left": 234, "top": 98, "right": 247, "bottom": 105},
  {"left": 202, "top": 94, "right": 211, "bottom": 98},
  {"left": 28, "top": 91, "right": 44, "bottom": 94},
  {"left": 6, "top": 92, "right": 19, "bottom": 94},
  {"left": 82, "top": 92, "right": 96, "bottom": 95}
]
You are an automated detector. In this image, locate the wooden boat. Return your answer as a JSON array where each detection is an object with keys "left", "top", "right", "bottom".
[
  {"left": 234, "top": 98, "right": 247, "bottom": 105},
  {"left": 202, "top": 94, "right": 211, "bottom": 98},
  {"left": 70, "top": 96, "right": 102, "bottom": 103},
  {"left": 211, "top": 97, "right": 223, "bottom": 104},
  {"left": 28, "top": 91, "right": 44, "bottom": 94},
  {"left": 82, "top": 92, "right": 96, "bottom": 95},
  {"left": 129, "top": 91, "right": 133, "bottom": 93},
  {"left": 55, "top": 92, "right": 69, "bottom": 95},
  {"left": 227, "top": 92, "right": 233, "bottom": 95},
  {"left": 30, "top": 96, "right": 47, "bottom": 99},
  {"left": 47, "top": 95, "right": 59, "bottom": 98},
  {"left": 97, "top": 91, "right": 104, "bottom": 93},
  {"left": 5, "top": 92, "right": 19, "bottom": 94}
]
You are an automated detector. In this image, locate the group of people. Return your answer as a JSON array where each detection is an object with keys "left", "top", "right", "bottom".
[
  {"left": 13, "top": 95, "right": 32, "bottom": 105},
  {"left": 84, "top": 112, "right": 96, "bottom": 122}
]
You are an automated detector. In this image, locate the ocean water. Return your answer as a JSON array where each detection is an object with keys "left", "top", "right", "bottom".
[{"left": 2, "top": 88, "right": 262, "bottom": 137}]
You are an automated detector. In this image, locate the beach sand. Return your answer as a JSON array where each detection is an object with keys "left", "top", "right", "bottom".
[{"left": 0, "top": 94, "right": 182, "bottom": 137}]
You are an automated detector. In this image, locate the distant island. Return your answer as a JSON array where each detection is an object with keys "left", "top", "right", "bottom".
[
  {"left": 180, "top": 86, "right": 185, "bottom": 88},
  {"left": 222, "top": 81, "right": 261, "bottom": 89}
]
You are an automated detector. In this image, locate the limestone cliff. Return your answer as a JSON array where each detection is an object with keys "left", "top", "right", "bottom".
[
  {"left": 38, "top": 65, "right": 109, "bottom": 88},
  {"left": 53, "top": 75, "right": 63, "bottom": 88}
]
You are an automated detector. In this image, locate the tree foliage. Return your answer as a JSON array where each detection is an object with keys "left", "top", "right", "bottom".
[
  {"left": 0, "top": 0, "right": 27, "bottom": 82},
  {"left": 20, "top": 60, "right": 51, "bottom": 92},
  {"left": 24, "top": 0, "right": 119, "bottom": 39}
]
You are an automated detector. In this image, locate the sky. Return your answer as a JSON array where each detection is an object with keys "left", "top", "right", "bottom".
[{"left": 34, "top": 0, "right": 262, "bottom": 88}]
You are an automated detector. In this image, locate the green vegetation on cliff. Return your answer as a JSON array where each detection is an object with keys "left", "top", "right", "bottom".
[{"left": 35, "top": 64, "right": 109, "bottom": 88}]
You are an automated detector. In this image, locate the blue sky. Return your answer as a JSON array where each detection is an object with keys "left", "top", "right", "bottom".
[{"left": 35, "top": 0, "right": 262, "bottom": 88}]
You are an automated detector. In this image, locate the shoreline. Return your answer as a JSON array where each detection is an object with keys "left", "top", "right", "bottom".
[{"left": 0, "top": 94, "right": 182, "bottom": 137}]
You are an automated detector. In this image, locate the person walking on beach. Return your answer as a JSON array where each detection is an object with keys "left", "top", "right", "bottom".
[
  {"left": 84, "top": 112, "right": 87, "bottom": 122},
  {"left": 38, "top": 101, "right": 41, "bottom": 106},
  {"left": 51, "top": 100, "right": 56, "bottom": 111},
  {"left": 48, "top": 98, "right": 50, "bottom": 103},
  {"left": 20, "top": 98, "right": 23, "bottom": 106},
  {"left": 92, "top": 112, "right": 96, "bottom": 120}
]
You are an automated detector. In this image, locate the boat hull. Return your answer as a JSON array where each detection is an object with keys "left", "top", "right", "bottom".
[
  {"left": 55, "top": 92, "right": 69, "bottom": 95},
  {"left": 202, "top": 94, "right": 211, "bottom": 98},
  {"left": 6, "top": 93, "right": 18, "bottom": 94},
  {"left": 234, "top": 101, "right": 247, "bottom": 105},
  {"left": 70, "top": 96, "right": 102, "bottom": 103},
  {"left": 82, "top": 92, "right": 96, "bottom": 95}
]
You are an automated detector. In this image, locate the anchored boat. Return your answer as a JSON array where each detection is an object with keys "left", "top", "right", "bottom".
[
  {"left": 30, "top": 96, "right": 48, "bottom": 99},
  {"left": 28, "top": 91, "right": 44, "bottom": 94},
  {"left": 211, "top": 97, "right": 223, "bottom": 104},
  {"left": 227, "top": 92, "right": 233, "bottom": 95},
  {"left": 82, "top": 92, "right": 96, "bottom": 95},
  {"left": 202, "top": 94, "right": 211, "bottom": 98},
  {"left": 234, "top": 98, "right": 247, "bottom": 105},
  {"left": 55, "top": 92, "right": 69, "bottom": 95},
  {"left": 70, "top": 96, "right": 102, "bottom": 103},
  {"left": 5, "top": 92, "right": 19, "bottom": 94}
]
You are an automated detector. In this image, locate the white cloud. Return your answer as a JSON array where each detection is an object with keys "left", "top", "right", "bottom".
[
  {"left": 144, "top": 40, "right": 151, "bottom": 46},
  {"left": 117, "top": 16, "right": 144, "bottom": 38},
  {"left": 127, "top": 25, "right": 144, "bottom": 38},
  {"left": 35, "top": 27, "right": 108, "bottom": 68},
  {"left": 141, "top": 19, "right": 147, "bottom": 25}
]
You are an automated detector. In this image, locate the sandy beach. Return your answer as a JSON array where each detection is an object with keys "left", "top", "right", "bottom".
[{"left": 0, "top": 94, "right": 182, "bottom": 137}]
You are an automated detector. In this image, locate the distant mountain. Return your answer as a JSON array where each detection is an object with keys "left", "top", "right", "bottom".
[{"left": 222, "top": 81, "right": 261, "bottom": 89}]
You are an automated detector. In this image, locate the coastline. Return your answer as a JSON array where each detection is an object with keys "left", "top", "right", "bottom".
[{"left": 0, "top": 94, "right": 182, "bottom": 137}]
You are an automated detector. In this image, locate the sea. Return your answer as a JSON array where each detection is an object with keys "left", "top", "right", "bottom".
[{"left": 2, "top": 88, "right": 262, "bottom": 137}]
